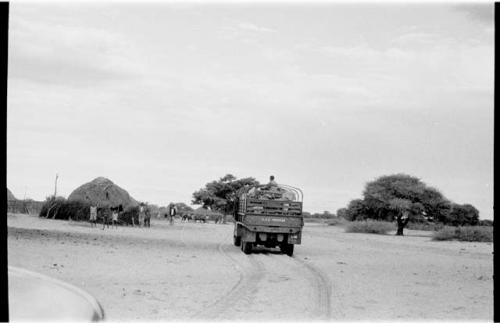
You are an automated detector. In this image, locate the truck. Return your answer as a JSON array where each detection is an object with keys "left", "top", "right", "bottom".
[{"left": 232, "top": 184, "right": 304, "bottom": 256}]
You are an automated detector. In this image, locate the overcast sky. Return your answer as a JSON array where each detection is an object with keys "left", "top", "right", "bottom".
[{"left": 7, "top": 2, "right": 493, "bottom": 219}]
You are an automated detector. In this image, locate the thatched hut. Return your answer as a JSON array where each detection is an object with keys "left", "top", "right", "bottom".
[
  {"left": 67, "top": 177, "right": 138, "bottom": 208},
  {"left": 7, "top": 188, "right": 17, "bottom": 201}
]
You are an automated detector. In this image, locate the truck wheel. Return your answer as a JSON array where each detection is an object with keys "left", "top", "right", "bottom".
[
  {"left": 281, "top": 243, "right": 294, "bottom": 257},
  {"left": 233, "top": 235, "right": 241, "bottom": 246},
  {"left": 242, "top": 241, "right": 252, "bottom": 254}
]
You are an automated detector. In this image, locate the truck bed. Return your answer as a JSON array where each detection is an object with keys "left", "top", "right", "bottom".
[{"left": 240, "top": 198, "right": 302, "bottom": 216}]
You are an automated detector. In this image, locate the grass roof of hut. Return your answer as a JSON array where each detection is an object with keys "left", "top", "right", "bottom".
[
  {"left": 7, "top": 188, "right": 17, "bottom": 201},
  {"left": 67, "top": 177, "right": 139, "bottom": 208}
]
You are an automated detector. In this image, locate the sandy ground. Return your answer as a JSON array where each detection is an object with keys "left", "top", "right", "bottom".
[{"left": 7, "top": 213, "right": 493, "bottom": 322}]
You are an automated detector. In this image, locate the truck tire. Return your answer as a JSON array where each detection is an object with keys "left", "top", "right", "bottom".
[
  {"left": 241, "top": 241, "right": 252, "bottom": 254},
  {"left": 281, "top": 243, "right": 294, "bottom": 257},
  {"left": 233, "top": 235, "right": 241, "bottom": 246}
]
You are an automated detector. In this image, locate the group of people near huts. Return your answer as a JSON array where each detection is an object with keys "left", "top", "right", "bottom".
[
  {"left": 88, "top": 202, "right": 179, "bottom": 229},
  {"left": 88, "top": 203, "right": 152, "bottom": 229}
]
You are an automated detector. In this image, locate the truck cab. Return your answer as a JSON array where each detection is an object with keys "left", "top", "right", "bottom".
[{"left": 233, "top": 184, "right": 304, "bottom": 256}]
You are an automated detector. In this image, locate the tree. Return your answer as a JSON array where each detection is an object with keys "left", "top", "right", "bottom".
[
  {"left": 420, "top": 187, "right": 452, "bottom": 223},
  {"left": 449, "top": 203, "right": 479, "bottom": 226},
  {"left": 336, "top": 208, "right": 348, "bottom": 219},
  {"left": 192, "top": 174, "right": 260, "bottom": 215},
  {"left": 344, "top": 199, "right": 368, "bottom": 221},
  {"left": 340, "top": 173, "right": 482, "bottom": 235},
  {"left": 174, "top": 202, "right": 193, "bottom": 215},
  {"left": 362, "top": 174, "right": 447, "bottom": 236},
  {"left": 387, "top": 198, "right": 424, "bottom": 235}
]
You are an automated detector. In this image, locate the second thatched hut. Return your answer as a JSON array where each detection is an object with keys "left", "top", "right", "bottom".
[{"left": 68, "top": 177, "right": 138, "bottom": 208}]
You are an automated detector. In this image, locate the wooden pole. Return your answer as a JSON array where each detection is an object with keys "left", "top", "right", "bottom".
[{"left": 54, "top": 173, "right": 58, "bottom": 197}]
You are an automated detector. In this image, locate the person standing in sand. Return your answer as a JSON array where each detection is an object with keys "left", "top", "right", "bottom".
[
  {"left": 111, "top": 208, "right": 119, "bottom": 229},
  {"left": 139, "top": 204, "right": 145, "bottom": 227},
  {"left": 144, "top": 207, "right": 151, "bottom": 228},
  {"left": 102, "top": 206, "right": 111, "bottom": 230},
  {"left": 168, "top": 203, "right": 177, "bottom": 225},
  {"left": 89, "top": 205, "right": 97, "bottom": 227}
]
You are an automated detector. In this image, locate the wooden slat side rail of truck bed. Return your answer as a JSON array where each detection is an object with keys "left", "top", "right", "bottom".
[{"left": 240, "top": 198, "right": 302, "bottom": 216}]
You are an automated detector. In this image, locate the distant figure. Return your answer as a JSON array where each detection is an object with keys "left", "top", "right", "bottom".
[
  {"left": 89, "top": 205, "right": 97, "bottom": 227},
  {"left": 139, "top": 204, "right": 145, "bottom": 227},
  {"left": 268, "top": 175, "right": 277, "bottom": 186},
  {"left": 102, "top": 207, "right": 110, "bottom": 230},
  {"left": 111, "top": 208, "right": 118, "bottom": 229},
  {"left": 144, "top": 207, "right": 151, "bottom": 228},
  {"left": 169, "top": 204, "right": 177, "bottom": 225}
]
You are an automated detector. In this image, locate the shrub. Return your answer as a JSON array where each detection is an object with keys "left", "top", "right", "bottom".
[
  {"left": 39, "top": 198, "right": 91, "bottom": 221},
  {"left": 433, "top": 226, "right": 493, "bottom": 242},
  {"left": 345, "top": 220, "right": 395, "bottom": 234},
  {"left": 432, "top": 226, "right": 456, "bottom": 241},
  {"left": 58, "top": 200, "right": 92, "bottom": 221},
  {"left": 478, "top": 219, "right": 493, "bottom": 227},
  {"left": 406, "top": 221, "right": 444, "bottom": 231},
  {"left": 327, "top": 217, "right": 348, "bottom": 226},
  {"left": 120, "top": 205, "right": 139, "bottom": 225}
]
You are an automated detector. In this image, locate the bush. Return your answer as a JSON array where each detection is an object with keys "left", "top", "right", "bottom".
[
  {"left": 327, "top": 217, "right": 347, "bottom": 226},
  {"left": 39, "top": 198, "right": 91, "bottom": 221},
  {"left": 432, "top": 226, "right": 456, "bottom": 241},
  {"left": 120, "top": 206, "right": 139, "bottom": 225},
  {"left": 478, "top": 219, "right": 493, "bottom": 227},
  {"left": 345, "top": 220, "right": 395, "bottom": 234},
  {"left": 433, "top": 226, "right": 493, "bottom": 242},
  {"left": 406, "top": 222, "right": 440, "bottom": 231}
]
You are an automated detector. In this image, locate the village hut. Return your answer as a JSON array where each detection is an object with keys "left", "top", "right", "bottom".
[
  {"left": 67, "top": 177, "right": 138, "bottom": 208},
  {"left": 7, "top": 188, "right": 17, "bottom": 201}
]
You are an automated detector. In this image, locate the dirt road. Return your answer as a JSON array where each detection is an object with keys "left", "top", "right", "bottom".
[{"left": 7, "top": 213, "right": 493, "bottom": 321}]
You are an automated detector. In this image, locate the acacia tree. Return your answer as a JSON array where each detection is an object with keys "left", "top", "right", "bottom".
[
  {"left": 192, "top": 174, "right": 260, "bottom": 216},
  {"left": 362, "top": 174, "right": 448, "bottom": 236},
  {"left": 343, "top": 174, "right": 481, "bottom": 235}
]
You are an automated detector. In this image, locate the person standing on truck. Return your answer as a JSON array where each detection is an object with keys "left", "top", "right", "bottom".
[{"left": 268, "top": 175, "right": 277, "bottom": 186}]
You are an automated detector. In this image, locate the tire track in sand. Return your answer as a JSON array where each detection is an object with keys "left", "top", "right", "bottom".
[
  {"left": 294, "top": 257, "right": 333, "bottom": 319},
  {"left": 192, "top": 236, "right": 265, "bottom": 320},
  {"left": 296, "top": 256, "right": 349, "bottom": 320},
  {"left": 262, "top": 251, "right": 339, "bottom": 320}
]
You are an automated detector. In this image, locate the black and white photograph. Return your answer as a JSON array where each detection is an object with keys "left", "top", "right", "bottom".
[{"left": 5, "top": 0, "right": 494, "bottom": 321}]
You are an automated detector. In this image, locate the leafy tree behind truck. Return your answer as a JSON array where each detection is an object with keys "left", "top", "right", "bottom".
[
  {"left": 192, "top": 174, "right": 260, "bottom": 215},
  {"left": 339, "top": 174, "right": 482, "bottom": 236}
]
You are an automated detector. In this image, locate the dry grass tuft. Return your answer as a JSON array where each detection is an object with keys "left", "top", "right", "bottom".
[{"left": 433, "top": 226, "right": 493, "bottom": 242}]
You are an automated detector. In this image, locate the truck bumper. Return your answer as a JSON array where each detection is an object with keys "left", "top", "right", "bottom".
[
  {"left": 243, "top": 225, "right": 302, "bottom": 234},
  {"left": 239, "top": 224, "right": 302, "bottom": 245}
]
